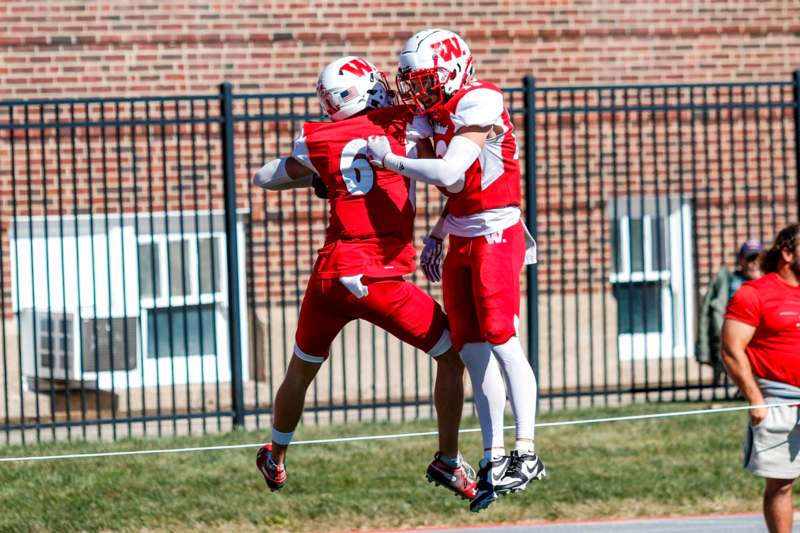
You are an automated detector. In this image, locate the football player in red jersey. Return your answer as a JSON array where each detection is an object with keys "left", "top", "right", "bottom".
[
  {"left": 366, "top": 29, "right": 545, "bottom": 512},
  {"left": 253, "top": 56, "right": 476, "bottom": 500}
]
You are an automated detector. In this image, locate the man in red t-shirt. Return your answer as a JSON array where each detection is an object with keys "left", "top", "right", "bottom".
[
  {"left": 722, "top": 223, "right": 800, "bottom": 533},
  {"left": 251, "top": 56, "right": 476, "bottom": 501}
]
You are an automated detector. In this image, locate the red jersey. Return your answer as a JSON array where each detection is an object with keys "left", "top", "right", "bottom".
[
  {"left": 725, "top": 272, "right": 800, "bottom": 388},
  {"left": 292, "top": 105, "right": 427, "bottom": 279},
  {"left": 427, "top": 80, "right": 521, "bottom": 217}
]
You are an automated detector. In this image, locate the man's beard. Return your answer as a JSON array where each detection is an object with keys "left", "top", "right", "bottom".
[{"left": 790, "top": 255, "right": 800, "bottom": 278}]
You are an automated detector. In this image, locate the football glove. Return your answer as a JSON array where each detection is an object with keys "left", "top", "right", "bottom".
[
  {"left": 311, "top": 175, "right": 328, "bottom": 199},
  {"left": 366, "top": 135, "right": 392, "bottom": 168},
  {"left": 420, "top": 236, "right": 444, "bottom": 283}
]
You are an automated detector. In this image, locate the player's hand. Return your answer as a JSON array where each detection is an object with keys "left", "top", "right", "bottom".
[
  {"left": 420, "top": 236, "right": 444, "bottom": 283},
  {"left": 366, "top": 135, "right": 392, "bottom": 168},
  {"left": 749, "top": 404, "right": 769, "bottom": 427},
  {"left": 311, "top": 175, "right": 328, "bottom": 199}
]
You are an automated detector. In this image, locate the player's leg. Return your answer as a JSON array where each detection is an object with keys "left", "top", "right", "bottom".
[
  {"left": 461, "top": 339, "right": 513, "bottom": 512},
  {"left": 427, "top": 344, "right": 477, "bottom": 498},
  {"left": 423, "top": 344, "right": 464, "bottom": 458},
  {"left": 472, "top": 222, "right": 544, "bottom": 493},
  {"left": 475, "top": 223, "right": 536, "bottom": 451},
  {"left": 442, "top": 238, "right": 509, "bottom": 512},
  {"left": 269, "top": 355, "right": 323, "bottom": 465},
  {"left": 353, "top": 276, "right": 461, "bottom": 452},
  {"left": 492, "top": 336, "right": 545, "bottom": 491},
  {"left": 444, "top": 238, "right": 507, "bottom": 462},
  {"left": 460, "top": 341, "right": 507, "bottom": 459},
  {"left": 763, "top": 477, "right": 795, "bottom": 533},
  {"left": 355, "top": 276, "right": 476, "bottom": 499},
  {"left": 256, "top": 276, "right": 350, "bottom": 491}
]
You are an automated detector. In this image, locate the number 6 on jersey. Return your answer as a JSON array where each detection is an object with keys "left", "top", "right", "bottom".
[{"left": 340, "top": 138, "right": 374, "bottom": 195}]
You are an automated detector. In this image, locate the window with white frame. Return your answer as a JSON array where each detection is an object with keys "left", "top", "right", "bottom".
[
  {"left": 11, "top": 212, "right": 249, "bottom": 389},
  {"left": 608, "top": 197, "right": 694, "bottom": 360},
  {"left": 611, "top": 213, "right": 669, "bottom": 336},
  {"left": 137, "top": 234, "right": 223, "bottom": 361}
]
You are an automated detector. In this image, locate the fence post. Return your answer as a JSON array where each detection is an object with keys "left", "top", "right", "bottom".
[
  {"left": 220, "top": 81, "right": 245, "bottom": 428},
  {"left": 523, "top": 75, "right": 539, "bottom": 380},
  {"left": 794, "top": 70, "right": 800, "bottom": 218}
]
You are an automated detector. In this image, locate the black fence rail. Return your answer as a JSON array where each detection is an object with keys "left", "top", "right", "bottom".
[{"left": 0, "top": 73, "right": 797, "bottom": 443}]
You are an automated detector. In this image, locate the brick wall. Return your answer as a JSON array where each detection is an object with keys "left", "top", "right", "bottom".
[
  {"left": 0, "top": 1, "right": 798, "bottom": 430},
  {"left": 2, "top": 1, "right": 800, "bottom": 99}
]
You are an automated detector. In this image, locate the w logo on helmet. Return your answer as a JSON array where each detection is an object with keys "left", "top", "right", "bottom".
[
  {"left": 339, "top": 58, "right": 374, "bottom": 77},
  {"left": 431, "top": 37, "right": 464, "bottom": 61}
]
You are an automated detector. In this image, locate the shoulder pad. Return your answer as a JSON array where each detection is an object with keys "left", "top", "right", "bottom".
[{"left": 451, "top": 87, "right": 504, "bottom": 130}]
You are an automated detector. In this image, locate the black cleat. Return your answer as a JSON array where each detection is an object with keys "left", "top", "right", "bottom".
[
  {"left": 469, "top": 455, "right": 511, "bottom": 513},
  {"left": 496, "top": 450, "right": 546, "bottom": 494}
]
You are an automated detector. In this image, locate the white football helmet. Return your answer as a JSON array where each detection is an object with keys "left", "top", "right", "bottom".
[
  {"left": 396, "top": 29, "right": 474, "bottom": 110},
  {"left": 316, "top": 56, "right": 395, "bottom": 121}
]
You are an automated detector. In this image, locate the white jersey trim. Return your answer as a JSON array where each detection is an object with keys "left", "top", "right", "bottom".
[
  {"left": 290, "top": 128, "right": 320, "bottom": 175},
  {"left": 447, "top": 84, "right": 516, "bottom": 194},
  {"left": 443, "top": 207, "right": 537, "bottom": 265},
  {"left": 293, "top": 343, "right": 325, "bottom": 364},
  {"left": 522, "top": 223, "right": 537, "bottom": 265},
  {"left": 443, "top": 206, "right": 520, "bottom": 237},
  {"left": 427, "top": 329, "right": 453, "bottom": 358}
]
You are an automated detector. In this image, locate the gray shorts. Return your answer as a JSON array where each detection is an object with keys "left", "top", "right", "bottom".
[{"left": 743, "top": 400, "right": 800, "bottom": 480}]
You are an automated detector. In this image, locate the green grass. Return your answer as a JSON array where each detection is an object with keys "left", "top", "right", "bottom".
[{"left": 0, "top": 402, "right": 790, "bottom": 532}]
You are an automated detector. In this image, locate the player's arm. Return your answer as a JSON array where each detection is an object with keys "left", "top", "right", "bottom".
[
  {"left": 720, "top": 318, "right": 766, "bottom": 424},
  {"left": 366, "top": 89, "right": 502, "bottom": 187},
  {"left": 452, "top": 124, "right": 492, "bottom": 149},
  {"left": 251, "top": 156, "right": 314, "bottom": 190},
  {"left": 366, "top": 133, "right": 480, "bottom": 188},
  {"left": 253, "top": 125, "right": 325, "bottom": 191},
  {"left": 721, "top": 284, "right": 767, "bottom": 426},
  {"left": 428, "top": 200, "right": 449, "bottom": 239}
]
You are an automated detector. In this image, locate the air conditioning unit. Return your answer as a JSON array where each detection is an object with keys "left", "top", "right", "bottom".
[{"left": 20, "top": 308, "right": 139, "bottom": 383}]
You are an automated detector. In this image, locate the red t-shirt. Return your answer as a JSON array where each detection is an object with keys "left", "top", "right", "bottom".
[
  {"left": 292, "top": 105, "right": 426, "bottom": 279},
  {"left": 725, "top": 272, "right": 800, "bottom": 387}
]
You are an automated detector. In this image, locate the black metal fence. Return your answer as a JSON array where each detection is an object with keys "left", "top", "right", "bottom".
[
  {"left": 531, "top": 78, "right": 798, "bottom": 408},
  {"left": 0, "top": 73, "right": 797, "bottom": 443}
]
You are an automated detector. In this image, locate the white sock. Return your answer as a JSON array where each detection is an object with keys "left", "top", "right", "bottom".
[
  {"left": 440, "top": 452, "right": 462, "bottom": 468},
  {"left": 460, "top": 342, "right": 506, "bottom": 458},
  {"left": 515, "top": 440, "right": 534, "bottom": 453},
  {"left": 271, "top": 427, "right": 294, "bottom": 446},
  {"left": 491, "top": 336, "right": 537, "bottom": 445},
  {"left": 485, "top": 449, "right": 505, "bottom": 462}
]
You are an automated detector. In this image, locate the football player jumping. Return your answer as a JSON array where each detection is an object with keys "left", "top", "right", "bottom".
[
  {"left": 252, "top": 56, "right": 477, "bottom": 501},
  {"left": 366, "top": 29, "right": 546, "bottom": 512}
]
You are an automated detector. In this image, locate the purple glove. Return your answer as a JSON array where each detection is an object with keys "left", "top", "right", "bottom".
[{"left": 420, "top": 236, "right": 444, "bottom": 283}]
